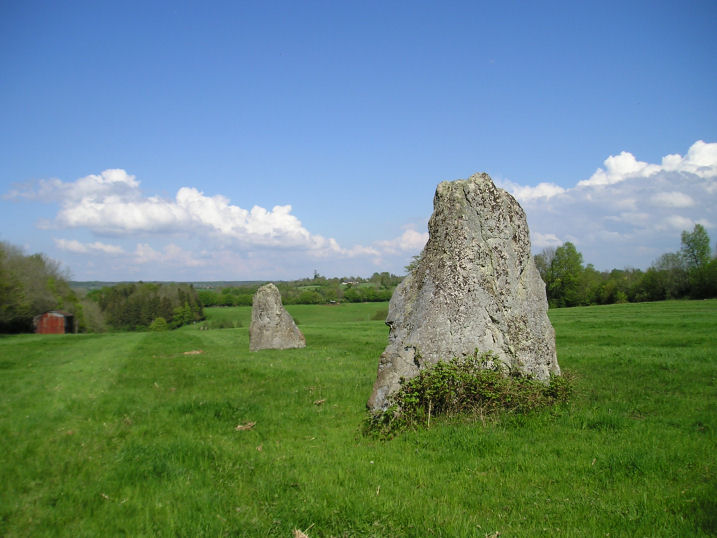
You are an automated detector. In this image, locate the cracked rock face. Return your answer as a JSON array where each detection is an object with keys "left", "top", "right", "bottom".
[
  {"left": 249, "top": 283, "right": 306, "bottom": 351},
  {"left": 367, "top": 172, "right": 559, "bottom": 410}
]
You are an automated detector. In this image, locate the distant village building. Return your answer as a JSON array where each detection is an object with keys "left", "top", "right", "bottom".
[{"left": 34, "top": 311, "right": 75, "bottom": 334}]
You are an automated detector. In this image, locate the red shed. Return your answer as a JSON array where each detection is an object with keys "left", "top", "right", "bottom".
[{"left": 34, "top": 311, "right": 75, "bottom": 334}]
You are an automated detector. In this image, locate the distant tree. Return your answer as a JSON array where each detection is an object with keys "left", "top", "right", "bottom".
[
  {"left": 90, "top": 282, "right": 203, "bottom": 331},
  {"left": 297, "top": 290, "right": 322, "bottom": 304},
  {"left": 654, "top": 252, "right": 688, "bottom": 299},
  {"left": 581, "top": 264, "right": 604, "bottom": 304},
  {"left": 681, "top": 224, "right": 711, "bottom": 269},
  {"left": 545, "top": 242, "right": 585, "bottom": 307},
  {"left": 0, "top": 244, "right": 31, "bottom": 331},
  {"left": 680, "top": 224, "right": 715, "bottom": 298},
  {"left": 533, "top": 247, "right": 556, "bottom": 285},
  {"left": 197, "top": 289, "right": 219, "bottom": 307},
  {"left": 0, "top": 241, "right": 79, "bottom": 332},
  {"left": 700, "top": 258, "right": 717, "bottom": 298},
  {"left": 343, "top": 286, "right": 362, "bottom": 303},
  {"left": 79, "top": 297, "right": 106, "bottom": 332},
  {"left": 149, "top": 317, "right": 168, "bottom": 331}
]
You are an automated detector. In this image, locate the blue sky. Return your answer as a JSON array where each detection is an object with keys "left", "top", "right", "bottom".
[{"left": 1, "top": 0, "right": 716, "bottom": 281}]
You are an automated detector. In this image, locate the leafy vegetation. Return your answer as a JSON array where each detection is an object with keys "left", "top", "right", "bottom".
[
  {"left": 0, "top": 241, "right": 81, "bottom": 333},
  {"left": 196, "top": 271, "right": 401, "bottom": 307},
  {"left": 0, "top": 300, "right": 714, "bottom": 535},
  {"left": 536, "top": 224, "right": 717, "bottom": 307},
  {"left": 364, "top": 352, "right": 574, "bottom": 439},
  {"left": 86, "top": 282, "right": 204, "bottom": 331}
]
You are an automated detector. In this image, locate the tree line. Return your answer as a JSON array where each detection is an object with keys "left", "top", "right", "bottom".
[
  {"left": 535, "top": 224, "right": 717, "bottom": 308},
  {"left": 86, "top": 282, "right": 204, "bottom": 331},
  {"left": 197, "top": 271, "right": 401, "bottom": 307},
  {"left": 2, "top": 224, "right": 714, "bottom": 332},
  {"left": 0, "top": 241, "right": 81, "bottom": 332},
  {"left": 0, "top": 241, "right": 204, "bottom": 333}
]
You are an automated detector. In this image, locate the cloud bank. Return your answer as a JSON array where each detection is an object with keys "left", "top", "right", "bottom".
[
  {"left": 7, "top": 140, "right": 716, "bottom": 278},
  {"left": 9, "top": 169, "right": 427, "bottom": 279},
  {"left": 498, "top": 140, "right": 717, "bottom": 269}
]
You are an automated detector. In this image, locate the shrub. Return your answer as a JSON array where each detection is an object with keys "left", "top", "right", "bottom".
[
  {"left": 149, "top": 317, "right": 168, "bottom": 331},
  {"left": 363, "top": 352, "right": 574, "bottom": 439}
]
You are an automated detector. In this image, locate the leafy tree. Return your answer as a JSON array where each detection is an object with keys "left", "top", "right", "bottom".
[
  {"left": 678, "top": 224, "right": 715, "bottom": 298},
  {"left": 0, "top": 245, "right": 31, "bottom": 331},
  {"left": 149, "top": 317, "right": 168, "bottom": 331},
  {"left": 582, "top": 264, "right": 605, "bottom": 304},
  {"left": 197, "top": 289, "right": 219, "bottom": 306},
  {"left": 534, "top": 247, "right": 556, "bottom": 285},
  {"left": 297, "top": 290, "right": 323, "bottom": 304},
  {"left": 639, "top": 252, "right": 688, "bottom": 300},
  {"left": 171, "top": 302, "right": 194, "bottom": 328},
  {"left": 681, "top": 224, "right": 711, "bottom": 269},
  {"left": 90, "top": 283, "right": 203, "bottom": 331},
  {"left": 0, "top": 241, "right": 80, "bottom": 332},
  {"left": 343, "top": 286, "right": 362, "bottom": 303},
  {"left": 699, "top": 258, "right": 717, "bottom": 298},
  {"left": 545, "top": 242, "right": 586, "bottom": 307}
]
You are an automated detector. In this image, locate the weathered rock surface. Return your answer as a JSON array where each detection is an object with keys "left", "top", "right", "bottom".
[
  {"left": 249, "top": 283, "right": 306, "bottom": 351},
  {"left": 367, "top": 172, "right": 559, "bottom": 410}
]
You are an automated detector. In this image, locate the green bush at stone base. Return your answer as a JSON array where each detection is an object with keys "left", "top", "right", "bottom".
[{"left": 364, "top": 352, "right": 574, "bottom": 439}]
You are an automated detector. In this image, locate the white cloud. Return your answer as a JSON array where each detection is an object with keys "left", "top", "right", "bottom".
[
  {"left": 497, "top": 179, "right": 565, "bottom": 202},
  {"left": 504, "top": 140, "right": 717, "bottom": 269},
  {"left": 12, "top": 140, "right": 717, "bottom": 278},
  {"left": 661, "top": 140, "right": 717, "bottom": 177},
  {"left": 649, "top": 191, "right": 695, "bottom": 208},
  {"left": 531, "top": 232, "right": 563, "bottom": 248},
  {"left": 579, "top": 140, "right": 717, "bottom": 188},
  {"left": 375, "top": 228, "right": 429, "bottom": 255},
  {"left": 612, "top": 212, "right": 651, "bottom": 226},
  {"left": 579, "top": 152, "right": 660, "bottom": 187},
  {"left": 54, "top": 238, "right": 125, "bottom": 255},
  {"left": 6, "top": 169, "right": 140, "bottom": 203},
  {"left": 15, "top": 170, "right": 341, "bottom": 252},
  {"left": 133, "top": 243, "right": 205, "bottom": 267},
  {"left": 17, "top": 169, "right": 430, "bottom": 279},
  {"left": 54, "top": 238, "right": 88, "bottom": 253},
  {"left": 513, "top": 182, "right": 566, "bottom": 202},
  {"left": 660, "top": 215, "right": 695, "bottom": 232}
]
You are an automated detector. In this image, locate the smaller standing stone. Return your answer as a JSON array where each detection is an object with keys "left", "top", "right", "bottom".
[{"left": 249, "top": 283, "right": 306, "bottom": 351}]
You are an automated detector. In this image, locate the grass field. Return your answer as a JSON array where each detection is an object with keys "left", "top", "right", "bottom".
[{"left": 0, "top": 300, "right": 715, "bottom": 536}]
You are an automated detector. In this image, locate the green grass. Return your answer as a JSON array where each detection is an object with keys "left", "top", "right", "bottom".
[
  {"left": 199, "top": 301, "right": 388, "bottom": 328},
  {"left": 0, "top": 300, "right": 715, "bottom": 536}
]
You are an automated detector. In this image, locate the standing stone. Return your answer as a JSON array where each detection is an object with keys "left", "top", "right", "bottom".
[
  {"left": 249, "top": 283, "right": 306, "bottom": 351},
  {"left": 367, "top": 172, "right": 559, "bottom": 410}
]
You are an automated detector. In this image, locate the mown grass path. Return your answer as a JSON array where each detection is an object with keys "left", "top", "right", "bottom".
[{"left": 0, "top": 300, "right": 715, "bottom": 536}]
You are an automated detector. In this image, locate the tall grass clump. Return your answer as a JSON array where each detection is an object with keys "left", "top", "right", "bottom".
[{"left": 364, "top": 352, "right": 574, "bottom": 438}]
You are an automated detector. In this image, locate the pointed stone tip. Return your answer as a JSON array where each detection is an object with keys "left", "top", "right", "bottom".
[
  {"left": 258, "top": 282, "right": 278, "bottom": 292},
  {"left": 467, "top": 172, "right": 494, "bottom": 184},
  {"left": 435, "top": 173, "right": 498, "bottom": 204},
  {"left": 438, "top": 172, "right": 494, "bottom": 190}
]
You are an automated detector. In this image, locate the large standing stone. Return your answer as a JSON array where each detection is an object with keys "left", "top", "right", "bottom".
[
  {"left": 367, "top": 173, "right": 559, "bottom": 410},
  {"left": 249, "top": 283, "right": 306, "bottom": 351}
]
